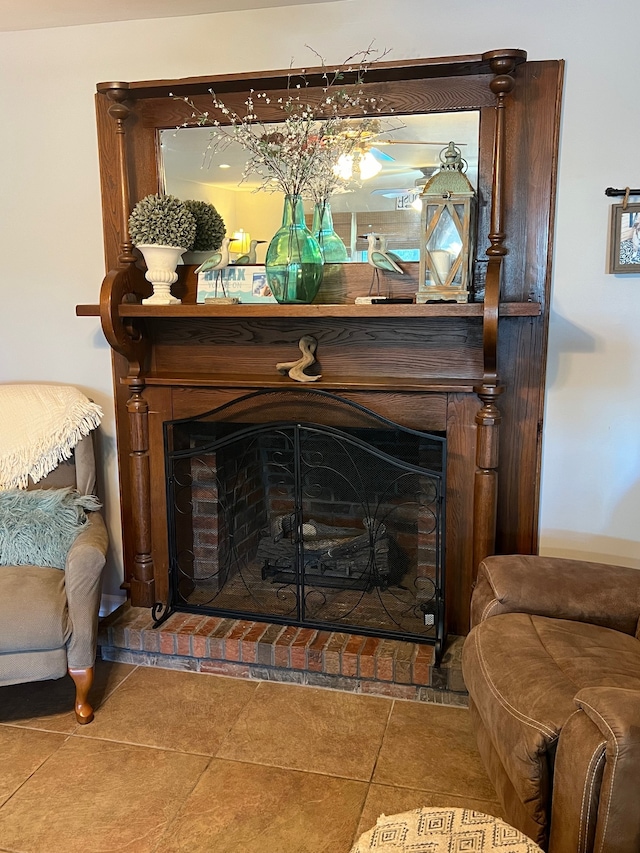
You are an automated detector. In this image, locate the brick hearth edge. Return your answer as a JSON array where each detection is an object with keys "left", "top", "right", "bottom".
[{"left": 98, "top": 603, "right": 468, "bottom": 704}]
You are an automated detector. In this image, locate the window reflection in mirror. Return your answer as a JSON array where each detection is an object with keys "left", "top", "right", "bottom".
[{"left": 159, "top": 111, "right": 479, "bottom": 265}]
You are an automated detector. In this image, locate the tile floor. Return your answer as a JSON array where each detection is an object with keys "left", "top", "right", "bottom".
[{"left": 0, "top": 659, "right": 503, "bottom": 853}]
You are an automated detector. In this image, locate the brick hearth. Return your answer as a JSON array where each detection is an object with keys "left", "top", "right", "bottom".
[{"left": 99, "top": 604, "right": 467, "bottom": 704}]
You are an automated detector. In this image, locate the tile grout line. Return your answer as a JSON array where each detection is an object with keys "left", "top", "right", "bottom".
[
  {"left": 0, "top": 732, "right": 74, "bottom": 816},
  {"left": 209, "top": 679, "right": 263, "bottom": 760},
  {"left": 66, "top": 663, "right": 142, "bottom": 737},
  {"left": 67, "top": 730, "right": 219, "bottom": 757},
  {"left": 148, "top": 755, "right": 215, "bottom": 853},
  {"left": 196, "top": 754, "right": 379, "bottom": 784},
  {"left": 364, "top": 778, "right": 504, "bottom": 801},
  {"left": 347, "top": 697, "right": 397, "bottom": 851},
  {"left": 99, "top": 662, "right": 141, "bottom": 703},
  {"left": 367, "top": 698, "right": 396, "bottom": 785}
]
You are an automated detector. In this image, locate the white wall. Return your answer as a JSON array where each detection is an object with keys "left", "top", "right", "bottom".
[{"left": 1, "top": 0, "right": 637, "bottom": 603}]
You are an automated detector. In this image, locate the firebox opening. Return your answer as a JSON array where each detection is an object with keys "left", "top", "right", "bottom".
[{"left": 162, "top": 390, "right": 446, "bottom": 661}]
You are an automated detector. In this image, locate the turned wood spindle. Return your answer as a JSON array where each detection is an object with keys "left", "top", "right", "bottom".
[
  {"left": 126, "top": 383, "right": 155, "bottom": 607},
  {"left": 472, "top": 51, "right": 522, "bottom": 568},
  {"left": 104, "top": 86, "right": 136, "bottom": 266}
]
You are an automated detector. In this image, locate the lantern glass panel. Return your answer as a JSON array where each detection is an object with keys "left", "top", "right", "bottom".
[
  {"left": 426, "top": 204, "right": 465, "bottom": 286},
  {"left": 427, "top": 205, "right": 464, "bottom": 252}
]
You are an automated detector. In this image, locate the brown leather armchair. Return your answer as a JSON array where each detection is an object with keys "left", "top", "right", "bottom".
[{"left": 462, "top": 555, "right": 640, "bottom": 853}]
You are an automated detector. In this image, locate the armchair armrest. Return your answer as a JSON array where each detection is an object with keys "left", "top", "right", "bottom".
[
  {"left": 579, "top": 688, "right": 640, "bottom": 853},
  {"left": 550, "top": 687, "right": 640, "bottom": 853},
  {"left": 64, "top": 512, "right": 108, "bottom": 669},
  {"left": 470, "top": 555, "right": 640, "bottom": 635}
]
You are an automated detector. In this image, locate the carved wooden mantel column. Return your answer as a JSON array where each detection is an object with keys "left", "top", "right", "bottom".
[
  {"left": 97, "top": 83, "right": 155, "bottom": 607},
  {"left": 472, "top": 50, "right": 526, "bottom": 572},
  {"left": 124, "top": 381, "right": 155, "bottom": 605}
]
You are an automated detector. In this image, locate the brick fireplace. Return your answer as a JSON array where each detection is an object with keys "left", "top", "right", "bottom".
[
  {"left": 87, "top": 51, "right": 562, "bottom": 700},
  {"left": 159, "top": 389, "right": 446, "bottom": 661}
]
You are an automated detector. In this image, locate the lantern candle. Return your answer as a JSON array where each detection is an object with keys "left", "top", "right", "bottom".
[{"left": 431, "top": 250, "right": 453, "bottom": 284}]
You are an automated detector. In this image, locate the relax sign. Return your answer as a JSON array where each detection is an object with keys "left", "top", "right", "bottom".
[{"left": 196, "top": 265, "right": 276, "bottom": 303}]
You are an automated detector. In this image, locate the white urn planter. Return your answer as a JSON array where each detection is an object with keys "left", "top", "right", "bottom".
[{"left": 138, "top": 244, "right": 186, "bottom": 305}]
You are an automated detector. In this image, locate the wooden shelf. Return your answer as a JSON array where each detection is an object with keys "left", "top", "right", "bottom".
[
  {"left": 121, "top": 372, "right": 479, "bottom": 393},
  {"left": 76, "top": 301, "right": 541, "bottom": 319}
]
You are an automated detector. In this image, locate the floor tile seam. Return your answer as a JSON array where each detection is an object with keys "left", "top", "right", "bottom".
[
  {"left": 67, "top": 731, "right": 218, "bottom": 758},
  {"left": 352, "top": 779, "right": 373, "bottom": 846},
  {"left": 367, "top": 776, "right": 502, "bottom": 803},
  {"left": 350, "top": 781, "right": 374, "bottom": 852},
  {"left": 148, "top": 755, "right": 215, "bottom": 853},
  {"left": 0, "top": 721, "right": 73, "bottom": 737},
  {"left": 210, "top": 753, "right": 376, "bottom": 784},
  {"left": 207, "top": 681, "right": 263, "bottom": 751},
  {"left": 97, "top": 663, "right": 141, "bottom": 706},
  {"left": 0, "top": 733, "right": 74, "bottom": 816},
  {"left": 0, "top": 721, "right": 72, "bottom": 733},
  {"left": 365, "top": 697, "right": 396, "bottom": 784}
]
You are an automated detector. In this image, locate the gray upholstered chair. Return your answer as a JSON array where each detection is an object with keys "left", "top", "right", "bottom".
[{"left": 0, "top": 432, "right": 109, "bottom": 724}]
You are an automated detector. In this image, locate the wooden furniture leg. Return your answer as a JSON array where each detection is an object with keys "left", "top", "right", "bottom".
[{"left": 68, "top": 666, "right": 94, "bottom": 724}]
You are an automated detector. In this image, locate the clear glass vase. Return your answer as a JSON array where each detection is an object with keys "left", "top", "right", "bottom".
[
  {"left": 312, "top": 200, "right": 348, "bottom": 263},
  {"left": 265, "top": 194, "right": 323, "bottom": 304}
]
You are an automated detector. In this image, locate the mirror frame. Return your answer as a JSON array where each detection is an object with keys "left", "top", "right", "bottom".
[{"left": 95, "top": 50, "right": 526, "bottom": 296}]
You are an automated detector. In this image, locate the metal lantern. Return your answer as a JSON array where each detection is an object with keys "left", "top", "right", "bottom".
[{"left": 416, "top": 142, "right": 476, "bottom": 304}]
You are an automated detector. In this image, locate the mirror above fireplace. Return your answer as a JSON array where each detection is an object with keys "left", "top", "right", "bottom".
[{"left": 159, "top": 111, "right": 480, "bottom": 264}]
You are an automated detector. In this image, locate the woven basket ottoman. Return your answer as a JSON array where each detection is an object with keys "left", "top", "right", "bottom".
[{"left": 350, "top": 807, "right": 543, "bottom": 853}]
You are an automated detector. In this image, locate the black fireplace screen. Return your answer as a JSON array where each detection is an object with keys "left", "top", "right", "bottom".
[{"left": 158, "top": 390, "right": 446, "bottom": 659}]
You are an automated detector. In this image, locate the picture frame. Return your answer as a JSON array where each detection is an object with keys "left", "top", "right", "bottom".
[{"left": 608, "top": 203, "right": 640, "bottom": 274}]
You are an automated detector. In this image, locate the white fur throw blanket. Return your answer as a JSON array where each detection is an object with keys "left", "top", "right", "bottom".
[{"left": 0, "top": 385, "right": 103, "bottom": 490}]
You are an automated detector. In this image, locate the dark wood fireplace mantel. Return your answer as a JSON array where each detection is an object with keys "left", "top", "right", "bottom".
[{"left": 81, "top": 50, "right": 563, "bottom": 636}]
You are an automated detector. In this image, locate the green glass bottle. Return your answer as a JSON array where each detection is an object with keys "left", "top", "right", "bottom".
[
  {"left": 312, "top": 199, "right": 348, "bottom": 263},
  {"left": 265, "top": 194, "right": 323, "bottom": 304}
]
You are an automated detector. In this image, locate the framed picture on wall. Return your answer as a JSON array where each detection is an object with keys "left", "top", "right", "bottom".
[{"left": 608, "top": 203, "right": 640, "bottom": 273}]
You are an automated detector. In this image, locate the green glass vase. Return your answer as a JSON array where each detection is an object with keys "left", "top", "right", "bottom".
[
  {"left": 265, "top": 194, "right": 323, "bottom": 304},
  {"left": 312, "top": 200, "right": 348, "bottom": 263}
]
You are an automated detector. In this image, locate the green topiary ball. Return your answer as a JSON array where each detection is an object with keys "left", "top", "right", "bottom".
[
  {"left": 183, "top": 200, "right": 226, "bottom": 252},
  {"left": 128, "top": 194, "right": 197, "bottom": 249}
]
